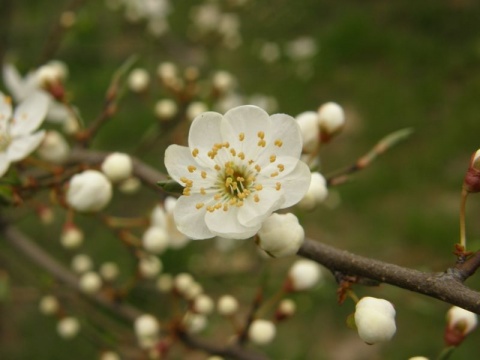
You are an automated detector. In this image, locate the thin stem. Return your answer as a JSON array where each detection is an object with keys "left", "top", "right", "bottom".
[{"left": 459, "top": 187, "right": 468, "bottom": 249}]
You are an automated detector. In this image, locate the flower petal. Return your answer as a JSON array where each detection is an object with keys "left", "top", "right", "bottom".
[
  {"left": 10, "top": 92, "right": 49, "bottom": 137},
  {"left": 237, "top": 187, "right": 284, "bottom": 228},
  {"left": 222, "top": 105, "right": 272, "bottom": 160},
  {"left": 0, "top": 92, "right": 13, "bottom": 130},
  {"left": 205, "top": 206, "right": 260, "bottom": 239},
  {"left": 0, "top": 152, "right": 11, "bottom": 177},
  {"left": 164, "top": 144, "right": 215, "bottom": 189},
  {"left": 7, "top": 130, "right": 45, "bottom": 162},
  {"left": 174, "top": 194, "right": 215, "bottom": 240},
  {"left": 275, "top": 160, "right": 311, "bottom": 208},
  {"left": 267, "top": 113, "right": 303, "bottom": 159},
  {"left": 188, "top": 111, "right": 224, "bottom": 167},
  {"left": 2, "top": 64, "right": 26, "bottom": 101}
]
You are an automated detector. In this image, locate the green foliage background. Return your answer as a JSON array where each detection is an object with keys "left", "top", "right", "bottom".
[{"left": 1, "top": 0, "right": 480, "bottom": 359}]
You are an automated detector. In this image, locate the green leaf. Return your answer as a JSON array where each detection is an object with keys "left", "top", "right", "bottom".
[{"left": 157, "top": 180, "right": 184, "bottom": 194}]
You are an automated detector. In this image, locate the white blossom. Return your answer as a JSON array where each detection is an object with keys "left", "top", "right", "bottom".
[
  {"left": 318, "top": 102, "right": 345, "bottom": 137},
  {"left": 0, "top": 91, "right": 49, "bottom": 177},
  {"left": 57, "top": 317, "right": 80, "bottom": 339},
  {"left": 164, "top": 105, "right": 311, "bottom": 240},
  {"left": 37, "top": 130, "right": 70, "bottom": 164},
  {"left": 257, "top": 213, "right": 304, "bottom": 258},
  {"left": 66, "top": 170, "right": 112, "bottom": 212},
  {"left": 248, "top": 319, "right": 276, "bottom": 345},
  {"left": 295, "top": 111, "right": 319, "bottom": 153},
  {"left": 288, "top": 259, "right": 322, "bottom": 291},
  {"left": 354, "top": 297, "right": 396, "bottom": 344},
  {"left": 101, "top": 152, "right": 133, "bottom": 182}
]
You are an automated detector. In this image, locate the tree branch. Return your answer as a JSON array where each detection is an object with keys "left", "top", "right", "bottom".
[{"left": 298, "top": 239, "right": 480, "bottom": 314}]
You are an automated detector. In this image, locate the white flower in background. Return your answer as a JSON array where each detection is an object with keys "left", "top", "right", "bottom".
[
  {"left": 142, "top": 226, "right": 169, "bottom": 254},
  {"left": 57, "top": 317, "right": 80, "bottom": 339},
  {"left": 298, "top": 172, "right": 328, "bottom": 210},
  {"left": 60, "top": 224, "right": 84, "bottom": 249},
  {"left": 71, "top": 254, "right": 93, "bottom": 274},
  {"left": 285, "top": 36, "right": 318, "bottom": 61},
  {"left": 287, "top": 259, "right": 322, "bottom": 291},
  {"left": 99, "top": 262, "right": 120, "bottom": 281},
  {"left": 151, "top": 197, "right": 190, "bottom": 249},
  {"left": 354, "top": 296, "right": 396, "bottom": 344},
  {"left": 101, "top": 152, "right": 133, "bottom": 182},
  {"left": 408, "top": 357, "right": 429, "bottom": 360},
  {"left": 0, "top": 91, "right": 49, "bottom": 177},
  {"left": 259, "top": 41, "right": 281, "bottom": 64},
  {"left": 257, "top": 213, "right": 304, "bottom": 258},
  {"left": 318, "top": 102, "right": 345, "bottom": 138},
  {"left": 276, "top": 299, "right": 296, "bottom": 320},
  {"left": 37, "top": 130, "right": 70, "bottom": 164},
  {"left": 134, "top": 314, "right": 160, "bottom": 349},
  {"left": 121, "top": 0, "right": 171, "bottom": 37},
  {"left": 186, "top": 101, "right": 208, "bottom": 122},
  {"left": 183, "top": 312, "right": 208, "bottom": 334},
  {"left": 164, "top": 105, "right": 311, "bottom": 240},
  {"left": 138, "top": 255, "right": 162, "bottom": 278},
  {"left": 66, "top": 170, "right": 112, "bottom": 212},
  {"left": 3, "top": 63, "right": 71, "bottom": 123},
  {"left": 154, "top": 99, "right": 177, "bottom": 120},
  {"left": 99, "top": 351, "right": 121, "bottom": 360},
  {"left": 79, "top": 271, "right": 103, "bottom": 294},
  {"left": 128, "top": 68, "right": 150, "bottom": 92},
  {"left": 193, "top": 294, "right": 214, "bottom": 315},
  {"left": 217, "top": 294, "right": 239, "bottom": 316},
  {"left": 39, "top": 295, "right": 60, "bottom": 315},
  {"left": 212, "top": 70, "right": 236, "bottom": 93},
  {"left": 295, "top": 111, "right": 319, "bottom": 153},
  {"left": 248, "top": 319, "right": 276, "bottom": 345}
]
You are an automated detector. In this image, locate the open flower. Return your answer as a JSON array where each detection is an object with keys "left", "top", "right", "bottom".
[
  {"left": 0, "top": 91, "right": 49, "bottom": 177},
  {"left": 164, "top": 105, "right": 311, "bottom": 240}
]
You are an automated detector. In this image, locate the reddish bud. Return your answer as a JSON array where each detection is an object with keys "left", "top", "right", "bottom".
[{"left": 463, "top": 150, "right": 480, "bottom": 193}]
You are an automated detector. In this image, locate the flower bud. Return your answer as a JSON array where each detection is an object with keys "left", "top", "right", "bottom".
[
  {"left": 408, "top": 357, "right": 429, "bottom": 360},
  {"left": 79, "top": 271, "right": 103, "bottom": 294},
  {"left": 118, "top": 176, "right": 141, "bottom": 194},
  {"left": 66, "top": 170, "right": 112, "bottom": 212},
  {"left": 156, "top": 274, "right": 173, "bottom": 293},
  {"left": 37, "top": 130, "right": 70, "bottom": 164},
  {"left": 463, "top": 149, "right": 480, "bottom": 193},
  {"left": 186, "top": 101, "right": 208, "bottom": 122},
  {"left": 318, "top": 102, "right": 345, "bottom": 141},
  {"left": 248, "top": 319, "right": 276, "bottom": 345},
  {"left": 128, "top": 68, "right": 150, "bottom": 93},
  {"left": 193, "top": 294, "right": 214, "bottom": 315},
  {"left": 157, "top": 62, "right": 178, "bottom": 83},
  {"left": 57, "top": 317, "right": 80, "bottom": 339},
  {"left": 174, "top": 272, "right": 195, "bottom": 294},
  {"left": 60, "top": 224, "right": 84, "bottom": 249},
  {"left": 39, "top": 295, "right": 59, "bottom": 315},
  {"left": 154, "top": 99, "right": 178, "bottom": 120},
  {"left": 183, "top": 312, "right": 207, "bottom": 334},
  {"left": 298, "top": 172, "right": 328, "bottom": 210},
  {"left": 354, "top": 297, "right": 396, "bottom": 344},
  {"left": 275, "top": 298, "right": 296, "bottom": 321},
  {"left": 287, "top": 259, "right": 322, "bottom": 291},
  {"left": 296, "top": 111, "right": 319, "bottom": 153},
  {"left": 256, "top": 213, "right": 304, "bottom": 258},
  {"left": 101, "top": 152, "right": 133, "bottom": 183},
  {"left": 444, "top": 306, "right": 478, "bottom": 346},
  {"left": 212, "top": 70, "right": 235, "bottom": 93},
  {"left": 99, "top": 351, "right": 120, "bottom": 360},
  {"left": 99, "top": 262, "right": 119, "bottom": 281},
  {"left": 142, "top": 226, "right": 169, "bottom": 254},
  {"left": 134, "top": 314, "right": 160, "bottom": 348},
  {"left": 71, "top": 254, "right": 93, "bottom": 274},
  {"left": 138, "top": 256, "right": 162, "bottom": 278},
  {"left": 217, "top": 295, "right": 239, "bottom": 316}
]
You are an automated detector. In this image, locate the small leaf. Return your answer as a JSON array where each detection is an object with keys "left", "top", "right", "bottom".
[{"left": 157, "top": 180, "right": 184, "bottom": 194}]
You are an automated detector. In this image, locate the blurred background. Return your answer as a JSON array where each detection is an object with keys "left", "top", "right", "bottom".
[{"left": 1, "top": 0, "right": 480, "bottom": 359}]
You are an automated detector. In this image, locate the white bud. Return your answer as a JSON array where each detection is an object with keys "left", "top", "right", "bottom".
[
  {"left": 66, "top": 170, "right": 112, "bottom": 212},
  {"left": 134, "top": 314, "right": 160, "bottom": 348},
  {"left": 63, "top": 115, "right": 80, "bottom": 135},
  {"left": 408, "top": 357, "right": 429, "bottom": 360},
  {"left": 99, "top": 262, "right": 119, "bottom": 281},
  {"left": 36, "top": 64, "right": 61, "bottom": 86},
  {"left": 39, "top": 295, "right": 59, "bottom": 315},
  {"left": 156, "top": 62, "right": 177, "bottom": 82},
  {"left": 128, "top": 68, "right": 150, "bottom": 93},
  {"left": 156, "top": 273, "right": 173, "bottom": 293},
  {"left": 186, "top": 101, "right": 208, "bottom": 122},
  {"left": 79, "top": 271, "right": 103, "bottom": 294},
  {"left": 212, "top": 70, "right": 235, "bottom": 93},
  {"left": 193, "top": 294, "right": 214, "bottom": 315},
  {"left": 60, "top": 224, "right": 84, "bottom": 249},
  {"left": 37, "top": 130, "right": 70, "bottom": 164},
  {"left": 277, "top": 298, "right": 296, "bottom": 318},
  {"left": 174, "top": 273, "right": 195, "bottom": 294},
  {"left": 57, "top": 317, "right": 80, "bottom": 339},
  {"left": 257, "top": 213, "right": 304, "bottom": 258},
  {"left": 101, "top": 152, "right": 133, "bottom": 183},
  {"left": 118, "top": 176, "right": 141, "bottom": 194},
  {"left": 288, "top": 259, "right": 322, "bottom": 291},
  {"left": 47, "top": 60, "right": 68, "bottom": 81},
  {"left": 296, "top": 111, "right": 319, "bottom": 153},
  {"left": 446, "top": 306, "right": 478, "bottom": 335},
  {"left": 298, "top": 172, "right": 328, "bottom": 210},
  {"left": 142, "top": 226, "right": 169, "bottom": 254},
  {"left": 248, "top": 319, "right": 276, "bottom": 345},
  {"left": 139, "top": 256, "right": 162, "bottom": 278},
  {"left": 318, "top": 102, "right": 345, "bottom": 136},
  {"left": 183, "top": 312, "right": 207, "bottom": 334},
  {"left": 354, "top": 297, "right": 396, "bottom": 344},
  {"left": 99, "top": 351, "right": 121, "bottom": 360},
  {"left": 183, "top": 282, "right": 203, "bottom": 300},
  {"left": 207, "top": 357, "right": 225, "bottom": 360},
  {"left": 71, "top": 254, "right": 93, "bottom": 274},
  {"left": 154, "top": 99, "right": 178, "bottom": 120},
  {"left": 217, "top": 295, "right": 239, "bottom": 316}
]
